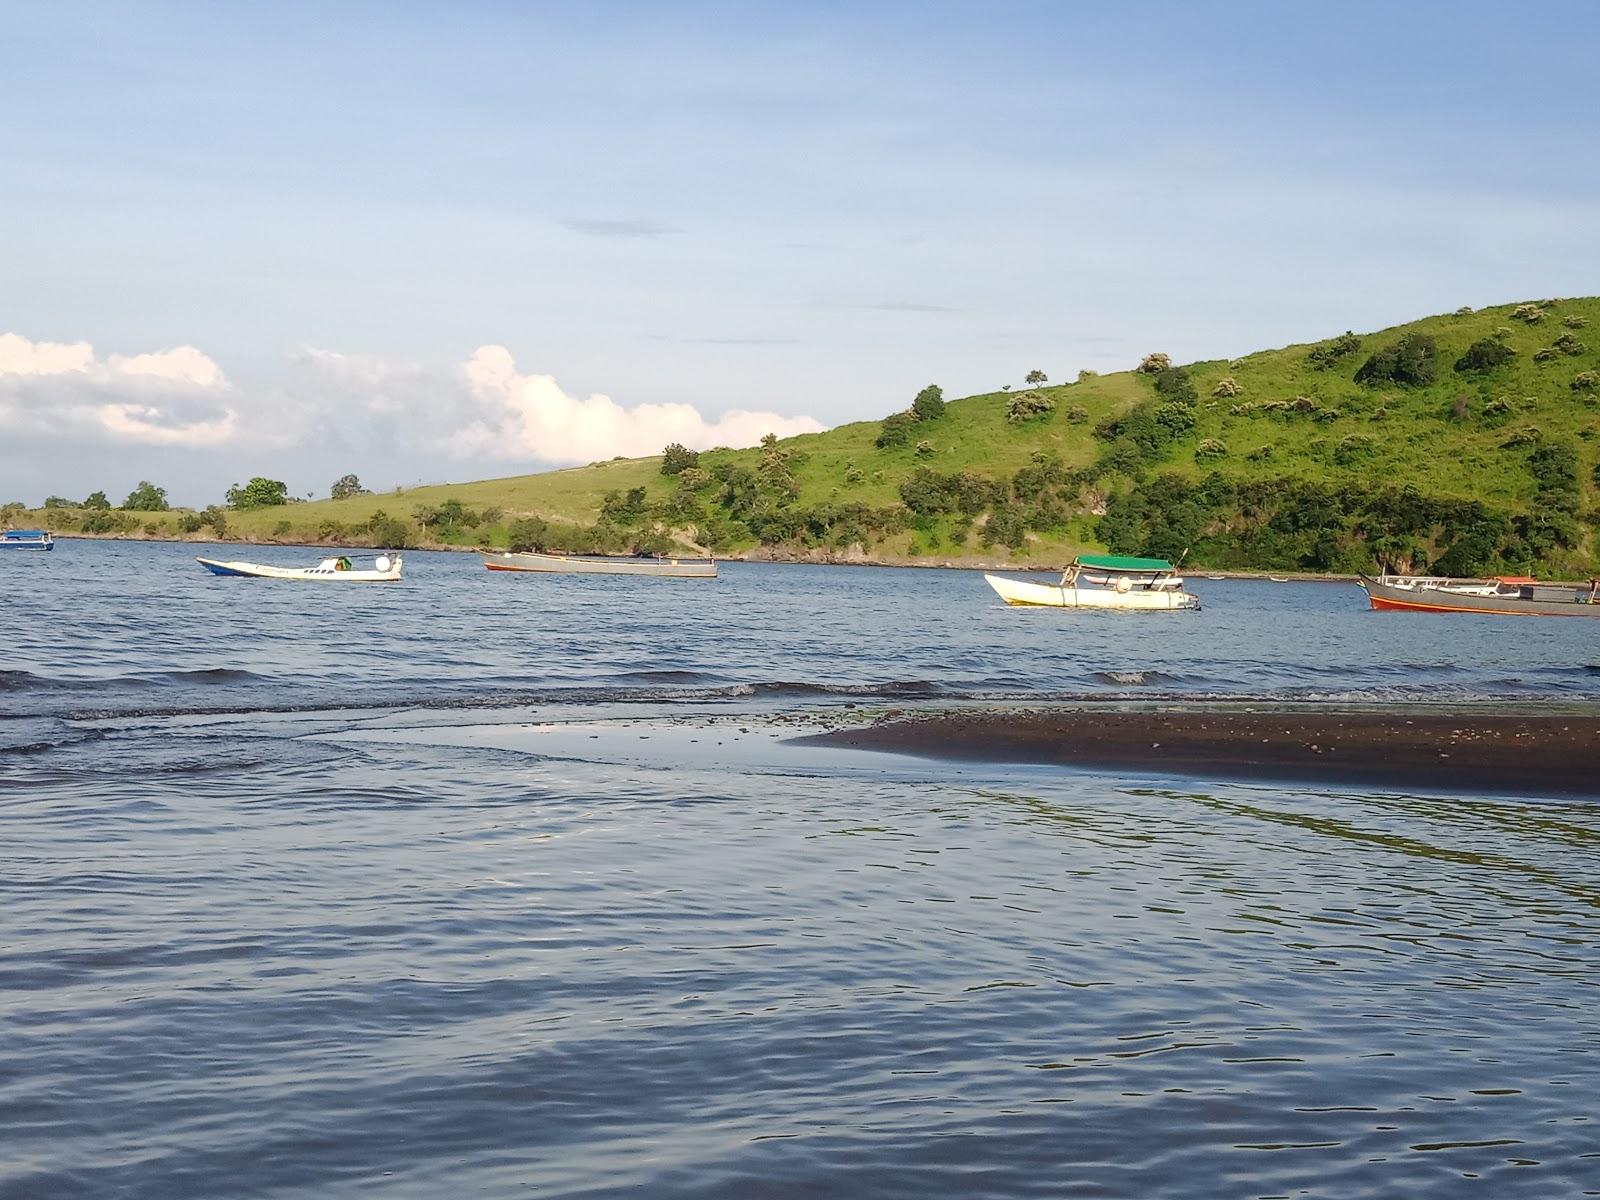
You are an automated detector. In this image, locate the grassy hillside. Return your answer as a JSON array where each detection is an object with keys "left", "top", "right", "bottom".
[{"left": 15, "top": 297, "right": 1600, "bottom": 574}]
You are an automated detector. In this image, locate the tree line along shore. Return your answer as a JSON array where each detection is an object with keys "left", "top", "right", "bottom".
[{"left": 11, "top": 298, "right": 1599, "bottom": 579}]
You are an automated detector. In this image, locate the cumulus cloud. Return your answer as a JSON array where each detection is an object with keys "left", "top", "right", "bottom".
[
  {"left": 0, "top": 333, "right": 237, "bottom": 447},
  {"left": 453, "top": 345, "right": 824, "bottom": 462},
  {"left": 1, "top": 331, "right": 827, "bottom": 467}
]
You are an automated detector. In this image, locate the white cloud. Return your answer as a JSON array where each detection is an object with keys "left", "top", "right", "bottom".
[
  {"left": 0, "top": 332, "right": 236, "bottom": 447},
  {"left": 1, "top": 331, "right": 828, "bottom": 466},
  {"left": 454, "top": 345, "right": 823, "bottom": 462},
  {"left": 0, "top": 333, "right": 95, "bottom": 376}
]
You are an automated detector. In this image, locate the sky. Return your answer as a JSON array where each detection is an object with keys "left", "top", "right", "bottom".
[{"left": 3, "top": 0, "right": 1599, "bottom": 507}]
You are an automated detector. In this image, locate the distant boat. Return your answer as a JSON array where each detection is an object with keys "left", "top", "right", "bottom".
[
  {"left": 197, "top": 553, "right": 403, "bottom": 582},
  {"left": 1360, "top": 574, "right": 1600, "bottom": 618},
  {"left": 1268, "top": 576, "right": 1289, "bottom": 582},
  {"left": 1, "top": 529, "right": 54, "bottom": 551},
  {"left": 985, "top": 554, "right": 1200, "bottom": 611},
  {"left": 1206, "top": 574, "right": 1226, "bottom": 580},
  {"left": 485, "top": 550, "right": 718, "bottom": 578}
]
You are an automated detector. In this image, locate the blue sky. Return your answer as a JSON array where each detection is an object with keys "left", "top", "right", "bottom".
[{"left": 3, "top": 1, "right": 1598, "bottom": 505}]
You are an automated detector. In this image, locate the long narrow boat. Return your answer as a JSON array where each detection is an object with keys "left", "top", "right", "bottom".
[
  {"left": 198, "top": 553, "right": 403, "bottom": 582},
  {"left": 1359, "top": 574, "right": 1600, "bottom": 617},
  {"left": 985, "top": 554, "right": 1200, "bottom": 611},
  {"left": 485, "top": 550, "right": 718, "bottom": 578},
  {"left": 1, "top": 529, "right": 54, "bottom": 551}
]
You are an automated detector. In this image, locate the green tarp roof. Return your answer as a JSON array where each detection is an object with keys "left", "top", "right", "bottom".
[{"left": 1075, "top": 553, "right": 1176, "bottom": 572}]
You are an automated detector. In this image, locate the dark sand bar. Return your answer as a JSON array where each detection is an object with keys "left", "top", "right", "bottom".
[{"left": 801, "top": 707, "right": 1600, "bottom": 796}]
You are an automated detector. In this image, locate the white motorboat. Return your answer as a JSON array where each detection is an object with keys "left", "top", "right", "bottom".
[
  {"left": 985, "top": 554, "right": 1200, "bottom": 611},
  {"left": 197, "top": 553, "right": 403, "bottom": 582}
]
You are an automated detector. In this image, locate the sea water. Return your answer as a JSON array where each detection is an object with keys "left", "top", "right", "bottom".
[{"left": 3, "top": 541, "right": 1597, "bottom": 1198}]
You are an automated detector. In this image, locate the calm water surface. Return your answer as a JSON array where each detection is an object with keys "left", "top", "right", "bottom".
[{"left": 3, "top": 541, "right": 1598, "bottom": 1198}]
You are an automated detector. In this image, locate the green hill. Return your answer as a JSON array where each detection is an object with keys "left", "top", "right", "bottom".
[{"left": 18, "top": 297, "right": 1600, "bottom": 575}]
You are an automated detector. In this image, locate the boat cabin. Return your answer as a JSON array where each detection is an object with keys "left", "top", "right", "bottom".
[{"left": 1062, "top": 554, "right": 1185, "bottom": 592}]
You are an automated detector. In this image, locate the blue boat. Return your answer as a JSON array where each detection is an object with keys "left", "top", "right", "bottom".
[{"left": 1, "top": 529, "right": 54, "bottom": 551}]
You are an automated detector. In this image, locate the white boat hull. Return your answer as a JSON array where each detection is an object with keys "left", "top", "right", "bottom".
[
  {"left": 197, "top": 557, "right": 402, "bottom": 582},
  {"left": 984, "top": 573, "right": 1200, "bottom": 610}
]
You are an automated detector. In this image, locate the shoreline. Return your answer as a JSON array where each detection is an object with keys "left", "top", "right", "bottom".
[
  {"left": 39, "top": 532, "right": 1357, "bottom": 580},
  {"left": 799, "top": 705, "right": 1600, "bottom": 796}
]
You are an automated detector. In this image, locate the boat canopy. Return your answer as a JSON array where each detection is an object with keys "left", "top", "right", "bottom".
[
  {"left": 3, "top": 529, "right": 47, "bottom": 538},
  {"left": 1074, "top": 553, "right": 1177, "bottom": 573}
]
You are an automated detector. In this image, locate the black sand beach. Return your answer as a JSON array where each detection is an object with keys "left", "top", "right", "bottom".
[{"left": 802, "top": 707, "right": 1600, "bottom": 795}]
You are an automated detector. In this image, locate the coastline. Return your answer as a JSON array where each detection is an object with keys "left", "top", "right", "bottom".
[
  {"left": 38, "top": 532, "right": 1357, "bottom": 580},
  {"left": 798, "top": 705, "right": 1600, "bottom": 796}
]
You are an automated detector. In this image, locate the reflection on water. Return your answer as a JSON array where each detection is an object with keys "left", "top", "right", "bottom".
[{"left": 2, "top": 542, "right": 1598, "bottom": 1198}]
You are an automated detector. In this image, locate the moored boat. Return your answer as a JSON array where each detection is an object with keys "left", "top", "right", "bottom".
[
  {"left": 1359, "top": 574, "right": 1600, "bottom": 617},
  {"left": 485, "top": 550, "right": 718, "bottom": 578},
  {"left": 2, "top": 529, "right": 54, "bottom": 551},
  {"left": 197, "top": 553, "right": 403, "bottom": 582},
  {"left": 985, "top": 554, "right": 1200, "bottom": 611}
]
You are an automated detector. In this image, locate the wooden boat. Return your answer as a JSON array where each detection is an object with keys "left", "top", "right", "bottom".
[
  {"left": 1360, "top": 574, "right": 1600, "bottom": 617},
  {"left": 985, "top": 554, "right": 1200, "bottom": 611},
  {"left": 197, "top": 553, "right": 403, "bottom": 582},
  {"left": 485, "top": 550, "right": 718, "bottom": 578},
  {"left": 1, "top": 529, "right": 54, "bottom": 551}
]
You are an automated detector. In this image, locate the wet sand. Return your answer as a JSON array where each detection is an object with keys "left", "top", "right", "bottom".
[{"left": 800, "top": 708, "right": 1600, "bottom": 796}]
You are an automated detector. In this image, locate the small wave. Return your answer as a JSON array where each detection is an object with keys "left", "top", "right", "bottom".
[
  {"left": 142, "top": 668, "right": 263, "bottom": 686},
  {"left": 0, "top": 669, "right": 46, "bottom": 692},
  {"left": 748, "top": 680, "right": 950, "bottom": 699},
  {"left": 1090, "top": 670, "right": 1195, "bottom": 687},
  {"left": 611, "top": 669, "right": 723, "bottom": 684}
]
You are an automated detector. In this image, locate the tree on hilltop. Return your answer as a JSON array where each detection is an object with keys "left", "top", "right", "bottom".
[
  {"left": 330, "top": 473, "right": 369, "bottom": 500},
  {"left": 226, "top": 477, "right": 290, "bottom": 510},
  {"left": 123, "top": 481, "right": 169, "bottom": 511},
  {"left": 1024, "top": 369, "right": 1048, "bottom": 387},
  {"left": 911, "top": 385, "right": 945, "bottom": 421},
  {"left": 660, "top": 443, "right": 700, "bottom": 475}
]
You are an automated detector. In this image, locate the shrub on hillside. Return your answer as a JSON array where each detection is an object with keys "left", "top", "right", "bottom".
[
  {"left": 660, "top": 443, "right": 700, "bottom": 475},
  {"left": 876, "top": 411, "right": 916, "bottom": 448},
  {"left": 1006, "top": 392, "right": 1055, "bottom": 423},
  {"left": 911, "top": 385, "right": 946, "bottom": 422},
  {"left": 1562, "top": 314, "right": 1587, "bottom": 329},
  {"left": 1502, "top": 426, "right": 1542, "bottom": 448},
  {"left": 1136, "top": 353, "right": 1170, "bottom": 374},
  {"left": 507, "top": 516, "right": 551, "bottom": 552},
  {"left": 1550, "top": 333, "right": 1587, "bottom": 356},
  {"left": 177, "top": 512, "right": 205, "bottom": 533},
  {"left": 1076, "top": 369, "right": 1098, "bottom": 382},
  {"left": 1354, "top": 333, "right": 1438, "bottom": 387},
  {"left": 1511, "top": 303, "right": 1545, "bottom": 324},
  {"left": 1154, "top": 401, "right": 1196, "bottom": 436},
  {"left": 914, "top": 440, "right": 935, "bottom": 458},
  {"left": 1195, "top": 438, "right": 1228, "bottom": 461},
  {"left": 1454, "top": 305, "right": 1474, "bottom": 316},
  {"left": 1454, "top": 337, "right": 1516, "bottom": 373},
  {"left": 1063, "top": 405, "right": 1088, "bottom": 423},
  {"left": 1153, "top": 366, "right": 1198, "bottom": 405},
  {"left": 1212, "top": 377, "right": 1242, "bottom": 398},
  {"left": 1479, "top": 397, "right": 1515, "bottom": 427},
  {"left": 1333, "top": 434, "right": 1375, "bottom": 465},
  {"left": 1307, "top": 331, "right": 1361, "bottom": 369},
  {"left": 1532, "top": 348, "right": 1558, "bottom": 363},
  {"left": 1449, "top": 394, "right": 1471, "bottom": 421},
  {"left": 1572, "top": 370, "right": 1600, "bottom": 392},
  {"left": 201, "top": 506, "right": 229, "bottom": 536},
  {"left": 367, "top": 510, "right": 410, "bottom": 548}
]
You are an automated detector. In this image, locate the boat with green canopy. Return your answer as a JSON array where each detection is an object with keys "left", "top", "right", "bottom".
[{"left": 984, "top": 554, "right": 1200, "bottom": 610}]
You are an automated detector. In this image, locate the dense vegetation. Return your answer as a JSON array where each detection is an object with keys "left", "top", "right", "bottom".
[{"left": 11, "top": 298, "right": 1599, "bottom": 576}]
